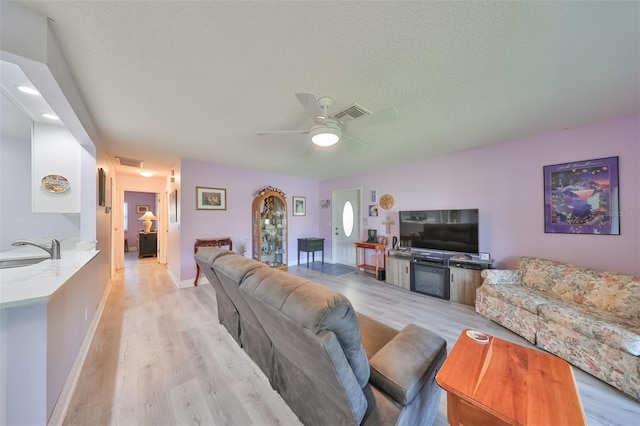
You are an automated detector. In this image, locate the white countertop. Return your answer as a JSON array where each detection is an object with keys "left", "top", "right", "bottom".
[{"left": 0, "top": 246, "right": 100, "bottom": 308}]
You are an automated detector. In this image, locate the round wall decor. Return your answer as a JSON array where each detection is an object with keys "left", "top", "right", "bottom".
[{"left": 379, "top": 194, "right": 394, "bottom": 210}]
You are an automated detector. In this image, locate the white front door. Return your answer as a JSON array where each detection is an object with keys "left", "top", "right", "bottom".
[{"left": 332, "top": 188, "right": 360, "bottom": 266}]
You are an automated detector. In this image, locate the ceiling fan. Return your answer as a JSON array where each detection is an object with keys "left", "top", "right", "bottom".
[{"left": 256, "top": 93, "right": 398, "bottom": 152}]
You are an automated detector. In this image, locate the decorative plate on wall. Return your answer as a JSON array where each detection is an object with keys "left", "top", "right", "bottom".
[
  {"left": 41, "top": 174, "right": 70, "bottom": 193},
  {"left": 379, "top": 194, "right": 394, "bottom": 210}
]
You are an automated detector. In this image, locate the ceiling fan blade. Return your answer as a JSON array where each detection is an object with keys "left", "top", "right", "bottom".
[
  {"left": 295, "top": 93, "right": 324, "bottom": 121},
  {"left": 345, "top": 107, "right": 398, "bottom": 131},
  {"left": 342, "top": 133, "right": 370, "bottom": 154},
  {"left": 256, "top": 129, "right": 309, "bottom": 136}
]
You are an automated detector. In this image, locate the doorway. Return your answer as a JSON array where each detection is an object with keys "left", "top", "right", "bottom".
[
  {"left": 331, "top": 188, "right": 361, "bottom": 266},
  {"left": 124, "top": 191, "right": 158, "bottom": 259}
]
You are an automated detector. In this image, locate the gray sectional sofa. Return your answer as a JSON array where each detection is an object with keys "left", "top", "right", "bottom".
[{"left": 195, "top": 247, "right": 447, "bottom": 426}]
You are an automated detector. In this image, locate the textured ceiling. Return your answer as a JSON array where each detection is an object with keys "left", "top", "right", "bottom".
[{"left": 12, "top": 1, "right": 640, "bottom": 180}]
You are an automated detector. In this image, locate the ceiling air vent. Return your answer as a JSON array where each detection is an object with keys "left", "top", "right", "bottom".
[
  {"left": 116, "top": 156, "right": 144, "bottom": 168},
  {"left": 330, "top": 103, "right": 372, "bottom": 122}
]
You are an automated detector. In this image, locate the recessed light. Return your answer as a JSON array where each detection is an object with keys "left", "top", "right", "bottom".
[
  {"left": 17, "top": 86, "right": 40, "bottom": 96},
  {"left": 139, "top": 170, "right": 155, "bottom": 177},
  {"left": 42, "top": 113, "right": 60, "bottom": 120}
]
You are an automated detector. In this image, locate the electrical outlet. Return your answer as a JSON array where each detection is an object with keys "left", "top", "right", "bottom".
[{"left": 84, "top": 307, "right": 88, "bottom": 322}]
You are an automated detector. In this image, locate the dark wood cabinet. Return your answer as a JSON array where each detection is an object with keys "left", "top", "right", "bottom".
[
  {"left": 138, "top": 232, "right": 157, "bottom": 258},
  {"left": 297, "top": 238, "right": 324, "bottom": 267}
]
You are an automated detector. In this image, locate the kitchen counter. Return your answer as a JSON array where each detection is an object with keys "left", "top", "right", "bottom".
[
  {"left": 1, "top": 241, "right": 104, "bottom": 425},
  {"left": 0, "top": 245, "right": 100, "bottom": 308}
]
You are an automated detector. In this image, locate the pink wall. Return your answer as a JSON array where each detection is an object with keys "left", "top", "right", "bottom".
[
  {"left": 320, "top": 114, "right": 640, "bottom": 275},
  {"left": 124, "top": 191, "right": 157, "bottom": 248},
  {"left": 178, "top": 159, "right": 320, "bottom": 281}
]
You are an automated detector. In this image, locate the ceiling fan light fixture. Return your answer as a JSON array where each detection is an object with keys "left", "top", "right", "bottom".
[{"left": 310, "top": 122, "right": 341, "bottom": 147}]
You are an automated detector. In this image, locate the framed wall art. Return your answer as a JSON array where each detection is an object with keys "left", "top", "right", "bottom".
[
  {"left": 169, "top": 189, "right": 178, "bottom": 222},
  {"left": 293, "top": 196, "right": 306, "bottom": 216},
  {"left": 543, "top": 156, "right": 619, "bottom": 235},
  {"left": 196, "top": 187, "right": 226, "bottom": 210},
  {"left": 136, "top": 205, "right": 150, "bottom": 214},
  {"left": 98, "top": 168, "right": 106, "bottom": 206}
]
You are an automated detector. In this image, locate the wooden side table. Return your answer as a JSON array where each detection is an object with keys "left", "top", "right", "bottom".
[
  {"left": 354, "top": 241, "right": 386, "bottom": 280},
  {"left": 194, "top": 237, "right": 232, "bottom": 286},
  {"left": 436, "top": 329, "right": 586, "bottom": 426},
  {"left": 297, "top": 238, "right": 324, "bottom": 267}
]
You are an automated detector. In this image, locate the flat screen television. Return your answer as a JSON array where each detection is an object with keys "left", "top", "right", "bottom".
[{"left": 399, "top": 209, "right": 479, "bottom": 254}]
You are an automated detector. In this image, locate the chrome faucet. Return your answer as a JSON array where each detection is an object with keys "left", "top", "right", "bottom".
[{"left": 12, "top": 238, "right": 61, "bottom": 259}]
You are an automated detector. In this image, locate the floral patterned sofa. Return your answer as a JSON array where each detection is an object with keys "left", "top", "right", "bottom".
[{"left": 476, "top": 256, "right": 640, "bottom": 401}]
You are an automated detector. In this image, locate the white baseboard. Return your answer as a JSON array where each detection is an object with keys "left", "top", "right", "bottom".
[
  {"left": 167, "top": 267, "right": 206, "bottom": 289},
  {"left": 47, "top": 278, "right": 112, "bottom": 426}
]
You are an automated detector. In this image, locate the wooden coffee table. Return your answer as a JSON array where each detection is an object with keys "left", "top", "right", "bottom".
[{"left": 436, "top": 329, "right": 586, "bottom": 426}]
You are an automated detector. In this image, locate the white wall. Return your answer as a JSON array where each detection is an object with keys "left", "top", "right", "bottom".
[
  {"left": 32, "top": 123, "right": 81, "bottom": 213},
  {"left": 167, "top": 161, "right": 181, "bottom": 285},
  {"left": 46, "top": 256, "right": 108, "bottom": 420},
  {"left": 2, "top": 303, "right": 48, "bottom": 425},
  {"left": 0, "top": 94, "right": 81, "bottom": 250}
]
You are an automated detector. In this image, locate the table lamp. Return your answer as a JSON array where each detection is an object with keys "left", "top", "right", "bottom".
[{"left": 138, "top": 211, "right": 157, "bottom": 233}]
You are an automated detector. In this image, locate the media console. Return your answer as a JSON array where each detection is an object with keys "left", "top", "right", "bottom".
[
  {"left": 387, "top": 249, "right": 493, "bottom": 306},
  {"left": 448, "top": 255, "right": 493, "bottom": 270}
]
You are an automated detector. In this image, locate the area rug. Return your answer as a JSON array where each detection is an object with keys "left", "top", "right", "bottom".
[{"left": 306, "top": 262, "right": 355, "bottom": 277}]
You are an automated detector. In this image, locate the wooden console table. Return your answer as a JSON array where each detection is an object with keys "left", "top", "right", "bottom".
[
  {"left": 436, "top": 329, "right": 586, "bottom": 426},
  {"left": 354, "top": 241, "right": 386, "bottom": 279},
  {"left": 297, "top": 238, "right": 324, "bottom": 267},
  {"left": 194, "top": 237, "right": 232, "bottom": 286}
]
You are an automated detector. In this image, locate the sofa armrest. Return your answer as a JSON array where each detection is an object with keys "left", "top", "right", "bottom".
[
  {"left": 369, "top": 324, "right": 446, "bottom": 405},
  {"left": 481, "top": 269, "right": 522, "bottom": 285}
]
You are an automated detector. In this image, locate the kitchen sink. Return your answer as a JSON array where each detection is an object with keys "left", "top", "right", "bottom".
[{"left": 0, "top": 257, "right": 49, "bottom": 269}]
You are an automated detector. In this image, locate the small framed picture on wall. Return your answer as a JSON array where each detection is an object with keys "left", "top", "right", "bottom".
[
  {"left": 293, "top": 196, "right": 306, "bottom": 216},
  {"left": 196, "top": 187, "right": 227, "bottom": 210}
]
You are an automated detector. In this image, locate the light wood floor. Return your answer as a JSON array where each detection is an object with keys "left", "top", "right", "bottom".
[{"left": 63, "top": 255, "right": 639, "bottom": 425}]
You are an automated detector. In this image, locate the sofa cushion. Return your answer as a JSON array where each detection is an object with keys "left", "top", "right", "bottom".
[
  {"left": 538, "top": 303, "right": 640, "bottom": 356},
  {"left": 480, "top": 283, "right": 558, "bottom": 315},
  {"left": 213, "top": 253, "right": 267, "bottom": 283},
  {"left": 194, "top": 246, "right": 234, "bottom": 266},
  {"left": 369, "top": 324, "right": 446, "bottom": 405},
  {"left": 357, "top": 313, "right": 399, "bottom": 360},
  {"left": 556, "top": 269, "right": 640, "bottom": 320},
  {"left": 241, "top": 269, "right": 371, "bottom": 387},
  {"left": 481, "top": 269, "right": 522, "bottom": 285},
  {"left": 476, "top": 291, "right": 539, "bottom": 343},
  {"left": 518, "top": 257, "right": 640, "bottom": 320},
  {"left": 518, "top": 256, "right": 574, "bottom": 294}
]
